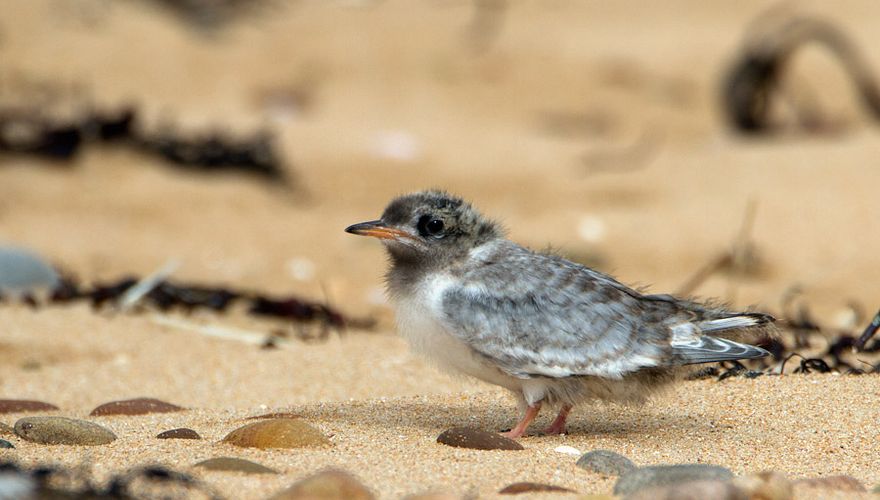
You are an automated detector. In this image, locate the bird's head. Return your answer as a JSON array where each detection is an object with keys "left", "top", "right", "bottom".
[{"left": 345, "top": 190, "right": 501, "bottom": 269}]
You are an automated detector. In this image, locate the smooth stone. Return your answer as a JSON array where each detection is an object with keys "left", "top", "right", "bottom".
[
  {"left": 157, "top": 428, "right": 201, "bottom": 440},
  {"left": 733, "top": 471, "right": 793, "bottom": 500},
  {"left": 268, "top": 469, "right": 373, "bottom": 500},
  {"left": 577, "top": 449, "right": 636, "bottom": 475},
  {"left": 14, "top": 416, "right": 116, "bottom": 445},
  {"left": 0, "top": 399, "right": 59, "bottom": 414},
  {"left": 498, "top": 482, "right": 576, "bottom": 494},
  {"left": 0, "top": 439, "right": 13, "bottom": 448},
  {"left": 614, "top": 464, "right": 733, "bottom": 496},
  {"left": 0, "top": 246, "right": 59, "bottom": 293},
  {"left": 794, "top": 475, "right": 866, "bottom": 492},
  {"left": 436, "top": 427, "right": 523, "bottom": 451},
  {"left": 89, "top": 398, "right": 184, "bottom": 416},
  {"left": 221, "top": 418, "right": 330, "bottom": 449},
  {"left": 625, "top": 480, "right": 747, "bottom": 500},
  {"left": 193, "top": 457, "right": 277, "bottom": 474}
]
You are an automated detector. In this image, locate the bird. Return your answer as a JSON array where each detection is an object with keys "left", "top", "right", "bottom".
[{"left": 345, "top": 190, "right": 774, "bottom": 438}]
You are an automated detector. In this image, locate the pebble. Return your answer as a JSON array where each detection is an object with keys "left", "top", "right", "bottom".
[
  {"left": 614, "top": 464, "right": 733, "bottom": 496},
  {"left": 193, "top": 457, "right": 277, "bottom": 474},
  {"left": 794, "top": 475, "right": 866, "bottom": 492},
  {"left": 553, "top": 445, "right": 582, "bottom": 456},
  {"left": 157, "top": 428, "right": 201, "bottom": 440},
  {"left": 89, "top": 398, "right": 184, "bottom": 416},
  {"left": 14, "top": 416, "right": 116, "bottom": 445},
  {"left": 0, "top": 399, "right": 59, "bottom": 414},
  {"left": 436, "top": 427, "right": 524, "bottom": 451},
  {"left": 0, "top": 246, "right": 59, "bottom": 293},
  {"left": 498, "top": 482, "right": 575, "bottom": 494},
  {"left": 625, "top": 479, "right": 747, "bottom": 500},
  {"left": 222, "top": 418, "right": 330, "bottom": 449},
  {"left": 577, "top": 449, "right": 636, "bottom": 476},
  {"left": 733, "top": 471, "right": 793, "bottom": 500},
  {"left": 268, "top": 469, "right": 374, "bottom": 499},
  {"left": 0, "top": 439, "right": 13, "bottom": 449}
]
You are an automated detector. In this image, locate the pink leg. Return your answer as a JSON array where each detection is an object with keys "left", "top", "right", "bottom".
[
  {"left": 501, "top": 403, "right": 541, "bottom": 439},
  {"left": 542, "top": 404, "right": 572, "bottom": 435}
]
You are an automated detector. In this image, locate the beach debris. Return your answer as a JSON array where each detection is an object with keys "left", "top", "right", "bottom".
[
  {"left": 614, "top": 464, "right": 733, "bottom": 496},
  {"left": 193, "top": 457, "right": 277, "bottom": 474},
  {"left": 722, "top": 12, "right": 880, "bottom": 133},
  {"left": 268, "top": 469, "right": 374, "bottom": 500},
  {"left": 0, "top": 103, "right": 295, "bottom": 187},
  {"left": 89, "top": 397, "right": 185, "bottom": 416},
  {"left": 436, "top": 427, "right": 523, "bottom": 451},
  {"left": 221, "top": 418, "right": 331, "bottom": 449},
  {"left": 856, "top": 308, "right": 880, "bottom": 350},
  {"left": 576, "top": 449, "right": 637, "bottom": 476},
  {"left": 0, "top": 246, "right": 59, "bottom": 294},
  {"left": 733, "top": 471, "right": 793, "bottom": 500},
  {"left": 553, "top": 445, "right": 582, "bottom": 456},
  {"left": 117, "top": 260, "right": 180, "bottom": 311},
  {"left": 14, "top": 416, "right": 117, "bottom": 445},
  {"left": 157, "top": 428, "right": 202, "bottom": 440},
  {"left": 0, "top": 439, "right": 13, "bottom": 449},
  {"left": 498, "top": 482, "right": 576, "bottom": 494},
  {"left": 0, "top": 400, "right": 59, "bottom": 414}
]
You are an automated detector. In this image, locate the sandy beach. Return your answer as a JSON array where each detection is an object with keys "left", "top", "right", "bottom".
[{"left": 1, "top": 0, "right": 880, "bottom": 497}]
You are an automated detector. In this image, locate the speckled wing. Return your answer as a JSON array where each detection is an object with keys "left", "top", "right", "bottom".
[{"left": 437, "top": 242, "right": 677, "bottom": 380}]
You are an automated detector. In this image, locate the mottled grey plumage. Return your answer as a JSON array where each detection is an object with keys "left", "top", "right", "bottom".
[{"left": 346, "top": 190, "right": 774, "bottom": 437}]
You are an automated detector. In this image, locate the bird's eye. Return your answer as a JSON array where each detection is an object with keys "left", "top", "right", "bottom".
[{"left": 417, "top": 215, "right": 445, "bottom": 237}]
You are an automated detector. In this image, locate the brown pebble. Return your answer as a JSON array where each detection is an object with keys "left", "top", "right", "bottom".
[
  {"left": 436, "top": 427, "right": 523, "bottom": 451},
  {"left": 193, "top": 457, "right": 277, "bottom": 474},
  {"left": 733, "top": 471, "right": 793, "bottom": 500},
  {"left": 244, "top": 411, "right": 301, "bottom": 420},
  {"left": 157, "top": 428, "right": 201, "bottom": 440},
  {"left": 222, "top": 418, "right": 330, "bottom": 449},
  {"left": 626, "top": 479, "right": 748, "bottom": 500},
  {"left": 14, "top": 416, "right": 116, "bottom": 445},
  {"left": 90, "top": 397, "right": 184, "bottom": 416},
  {"left": 498, "top": 482, "right": 576, "bottom": 494},
  {"left": 795, "top": 475, "right": 866, "bottom": 492},
  {"left": 0, "top": 399, "right": 59, "bottom": 414},
  {"left": 268, "top": 469, "right": 374, "bottom": 500}
]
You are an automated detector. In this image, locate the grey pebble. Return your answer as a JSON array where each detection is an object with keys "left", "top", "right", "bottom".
[
  {"left": 614, "top": 464, "right": 733, "bottom": 496},
  {"left": 576, "top": 449, "right": 636, "bottom": 475},
  {"left": 0, "top": 246, "right": 59, "bottom": 293},
  {"left": 14, "top": 416, "right": 116, "bottom": 445}
]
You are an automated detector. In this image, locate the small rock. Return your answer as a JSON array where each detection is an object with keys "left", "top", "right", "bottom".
[
  {"left": 0, "top": 246, "right": 59, "bottom": 293},
  {"left": 222, "top": 418, "right": 330, "bottom": 449},
  {"left": 436, "top": 427, "right": 523, "bottom": 451},
  {"left": 90, "top": 398, "right": 184, "bottom": 416},
  {"left": 268, "top": 469, "right": 373, "bottom": 499},
  {"left": 157, "top": 428, "right": 201, "bottom": 440},
  {"left": 794, "top": 475, "right": 866, "bottom": 492},
  {"left": 0, "top": 439, "right": 14, "bottom": 449},
  {"left": 498, "top": 482, "right": 576, "bottom": 494},
  {"left": 0, "top": 399, "right": 59, "bottom": 414},
  {"left": 614, "top": 464, "right": 733, "bottom": 496},
  {"left": 193, "top": 457, "right": 277, "bottom": 474},
  {"left": 625, "top": 480, "right": 747, "bottom": 500},
  {"left": 733, "top": 471, "right": 793, "bottom": 500},
  {"left": 14, "top": 416, "right": 116, "bottom": 445},
  {"left": 577, "top": 449, "right": 636, "bottom": 476}
]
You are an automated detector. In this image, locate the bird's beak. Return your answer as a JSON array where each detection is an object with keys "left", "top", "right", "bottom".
[{"left": 345, "top": 220, "right": 412, "bottom": 241}]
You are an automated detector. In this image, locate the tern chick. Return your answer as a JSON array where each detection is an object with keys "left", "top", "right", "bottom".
[{"left": 346, "top": 190, "right": 774, "bottom": 438}]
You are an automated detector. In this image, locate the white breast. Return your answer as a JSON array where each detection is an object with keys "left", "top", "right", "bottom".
[{"left": 393, "top": 273, "right": 522, "bottom": 391}]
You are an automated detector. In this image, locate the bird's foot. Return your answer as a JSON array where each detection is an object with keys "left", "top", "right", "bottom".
[
  {"left": 541, "top": 404, "right": 572, "bottom": 435},
  {"left": 499, "top": 403, "right": 541, "bottom": 439}
]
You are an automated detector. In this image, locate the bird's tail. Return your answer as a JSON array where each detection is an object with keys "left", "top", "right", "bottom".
[{"left": 697, "top": 312, "right": 774, "bottom": 334}]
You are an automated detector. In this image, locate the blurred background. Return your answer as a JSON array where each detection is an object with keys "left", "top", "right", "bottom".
[{"left": 1, "top": 0, "right": 879, "bottom": 338}]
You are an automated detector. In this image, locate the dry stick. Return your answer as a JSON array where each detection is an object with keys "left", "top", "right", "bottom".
[
  {"left": 117, "top": 259, "right": 180, "bottom": 312},
  {"left": 856, "top": 308, "right": 880, "bottom": 351}
]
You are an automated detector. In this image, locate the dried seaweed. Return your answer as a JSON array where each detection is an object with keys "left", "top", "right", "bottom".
[{"left": 722, "top": 13, "right": 880, "bottom": 133}]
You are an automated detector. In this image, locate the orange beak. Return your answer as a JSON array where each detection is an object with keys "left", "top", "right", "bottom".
[{"left": 345, "top": 220, "right": 412, "bottom": 241}]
